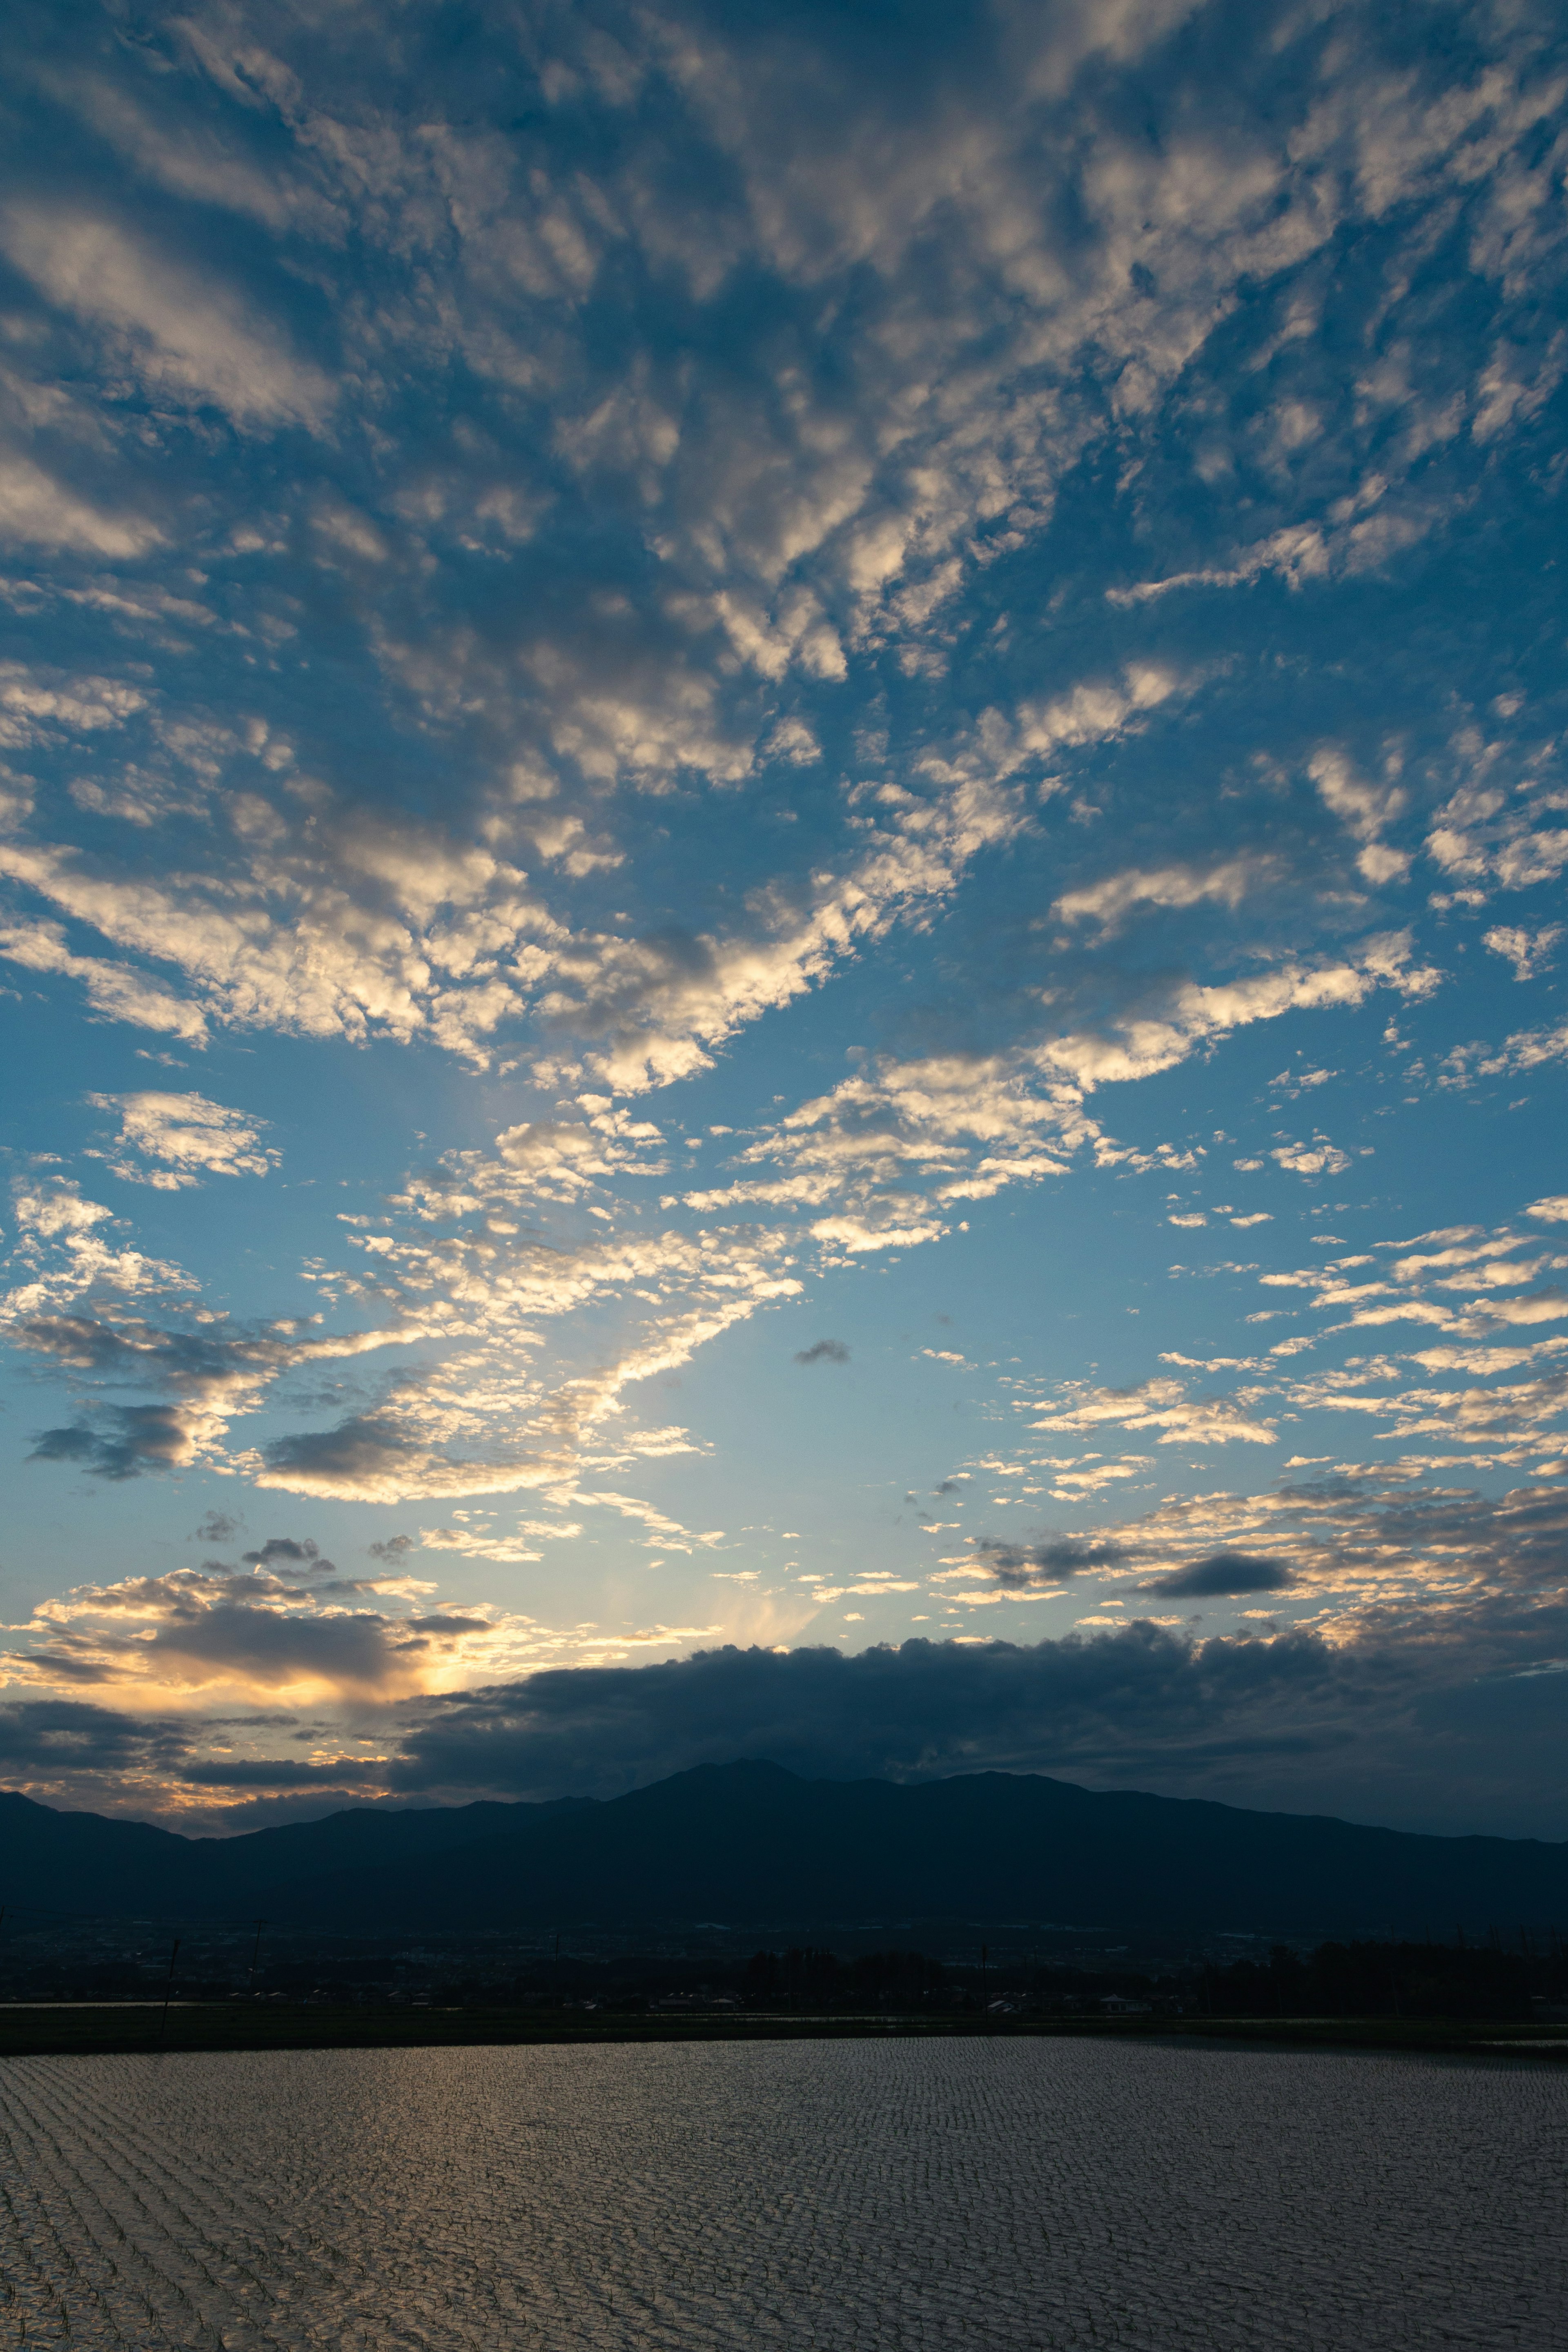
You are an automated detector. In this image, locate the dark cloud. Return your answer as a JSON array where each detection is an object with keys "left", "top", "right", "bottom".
[
  {"left": 0, "top": 1699, "right": 189, "bottom": 1775},
  {"left": 205, "top": 1713, "right": 302, "bottom": 1728},
  {"left": 195, "top": 1512, "right": 239, "bottom": 1543},
  {"left": 257, "top": 1414, "right": 506, "bottom": 1499},
  {"left": 1143, "top": 1551, "right": 1296, "bottom": 1597},
  {"left": 385, "top": 1626, "right": 1369, "bottom": 1804},
  {"left": 17, "top": 1316, "right": 274, "bottom": 1388},
  {"left": 933, "top": 1476, "right": 967, "bottom": 1496},
  {"left": 241, "top": 1537, "right": 333, "bottom": 1573},
  {"left": 8, "top": 1593, "right": 1568, "bottom": 1837},
  {"left": 27, "top": 1424, "right": 100, "bottom": 1467},
  {"left": 375, "top": 1597, "right": 1568, "bottom": 1838},
  {"left": 971, "top": 1535, "right": 1126, "bottom": 1587},
  {"left": 139, "top": 1604, "right": 483, "bottom": 1691},
  {"left": 0, "top": 1698, "right": 385, "bottom": 1829},
  {"left": 8, "top": 1562, "right": 492, "bottom": 1699},
  {"left": 28, "top": 1406, "right": 189, "bottom": 1479},
  {"left": 368, "top": 1534, "right": 415, "bottom": 1561},
  {"left": 176, "top": 1757, "right": 378, "bottom": 1789},
  {"left": 794, "top": 1338, "right": 850, "bottom": 1365},
  {"left": 261, "top": 1423, "right": 405, "bottom": 1483}
]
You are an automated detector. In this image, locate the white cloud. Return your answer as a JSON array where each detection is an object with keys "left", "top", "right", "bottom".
[
  {"left": 1052, "top": 854, "right": 1271, "bottom": 937},
  {"left": 1484, "top": 924, "right": 1561, "bottom": 982},
  {"left": 0, "top": 1561, "right": 556, "bottom": 1703},
  {"left": 1271, "top": 1139, "right": 1352, "bottom": 1177},
  {"left": 0, "top": 918, "right": 208, "bottom": 1042},
  {"left": 2, "top": 0, "right": 1567, "bottom": 1625},
  {"left": 1307, "top": 747, "right": 1405, "bottom": 842},
  {"left": 0, "top": 662, "right": 147, "bottom": 744},
  {"left": 0, "top": 452, "right": 162, "bottom": 555},
  {"left": 0, "top": 208, "right": 334, "bottom": 431},
  {"left": 1028, "top": 1375, "right": 1277, "bottom": 1447},
  {"left": 87, "top": 1091, "right": 276, "bottom": 1188},
  {"left": 1037, "top": 933, "right": 1439, "bottom": 1093}
]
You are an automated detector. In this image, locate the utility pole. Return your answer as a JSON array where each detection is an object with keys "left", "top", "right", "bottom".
[{"left": 157, "top": 1936, "right": 180, "bottom": 2048}]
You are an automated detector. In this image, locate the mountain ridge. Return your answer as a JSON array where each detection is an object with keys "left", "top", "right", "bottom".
[{"left": 4, "top": 1762, "right": 1566, "bottom": 1936}]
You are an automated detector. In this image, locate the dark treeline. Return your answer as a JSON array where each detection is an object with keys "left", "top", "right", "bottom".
[
  {"left": 1203, "top": 1938, "right": 1568, "bottom": 2020},
  {"left": 4, "top": 1928, "right": 1566, "bottom": 2020},
  {"left": 742, "top": 1948, "right": 949, "bottom": 2006}
]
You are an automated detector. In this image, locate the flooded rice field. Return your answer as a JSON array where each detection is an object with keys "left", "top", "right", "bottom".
[{"left": 0, "top": 2038, "right": 1563, "bottom": 2349}]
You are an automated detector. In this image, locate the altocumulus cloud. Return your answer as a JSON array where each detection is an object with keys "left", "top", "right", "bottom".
[
  {"left": 2, "top": 0, "right": 1568, "bottom": 1847},
  {"left": 966, "top": 1537, "right": 1127, "bottom": 1587}
]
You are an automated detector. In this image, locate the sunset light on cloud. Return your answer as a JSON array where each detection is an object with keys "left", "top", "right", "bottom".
[{"left": 2, "top": 0, "right": 1568, "bottom": 1839}]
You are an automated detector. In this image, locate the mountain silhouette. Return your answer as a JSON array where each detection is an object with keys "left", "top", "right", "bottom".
[{"left": 4, "top": 1762, "right": 1566, "bottom": 1936}]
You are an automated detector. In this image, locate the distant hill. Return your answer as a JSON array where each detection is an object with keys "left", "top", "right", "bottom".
[{"left": 4, "top": 1763, "right": 1568, "bottom": 1937}]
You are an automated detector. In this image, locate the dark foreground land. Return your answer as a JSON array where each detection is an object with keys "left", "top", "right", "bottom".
[{"left": 4, "top": 2000, "right": 1567, "bottom": 2061}]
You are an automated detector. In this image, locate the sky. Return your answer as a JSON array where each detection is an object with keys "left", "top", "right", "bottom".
[{"left": 1, "top": 0, "right": 1567, "bottom": 1840}]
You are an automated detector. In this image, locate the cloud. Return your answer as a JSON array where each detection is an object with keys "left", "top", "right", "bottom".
[
  {"left": 0, "top": 919, "right": 208, "bottom": 1043},
  {"left": 0, "top": 1697, "right": 190, "bottom": 1777},
  {"left": 240, "top": 1537, "right": 332, "bottom": 1573},
  {"left": 0, "top": 452, "right": 162, "bottom": 555},
  {"left": 0, "top": 824, "right": 563, "bottom": 1067},
  {"left": 60, "top": 71, "right": 340, "bottom": 238},
  {"left": 384, "top": 1630, "right": 1340, "bottom": 1800},
  {"left": 0, "top": 1559, "right": 528, "bottom": 1703},
  {"left": 29, "top": 1404, "right": 196, "bottom": 1480},
  {"left": 1051, "top": 855, "right": 1273, "bottom": 938},
  {"left": 87, "top": 1090, "right": 276, "bottom": 1187},
  {"left": 1, "top": 0, "right": 1568, "bottom": 1839},
  {"left": 252, "top": 1416, "right": 570, "bottom": 1506},
  {"left": 1033, "top": 935, "right": 1441, "bottom": 1094},
  {"left": 376, "top": 1593, "right": 1568, "bottom": 1834},
  {"left": 0, "top": 208, "right": 334, "bottom": 430},
  {"left": 795, "top": 1338, "right": 849, "bottom": 1365},
  {"left": 967, "top": 1536, "right": 1126, "bottom": 1588},
  {"left": 1141, "top": 1550, "right": 1296, "bottom": 1597},
  {"left": 531, "top": 766, "right": 1031, "bottom": 1091},
  {"left": 1272, "top": 1138, "right": 1353, "bottom": 1178},
  {"left": 2, "top": 1190, "right": 429, "bottom": 1485},
  {"left": 174, "top": 1757, "right": 370, "bottom": 1790},
  {"left": 1307, "top": 748, "right": 1410, "bottom": 882},
  {"left": 1484, "top": 925, "right": 1561, "bottom": 982},
  {"left": 1028, "top": 1376, "right": 1277, "bottom": 1447}
]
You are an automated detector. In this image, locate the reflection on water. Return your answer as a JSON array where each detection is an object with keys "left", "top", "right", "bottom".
[{"left": 1, "top": 2039, "right": 1564, "bottom": 2348}]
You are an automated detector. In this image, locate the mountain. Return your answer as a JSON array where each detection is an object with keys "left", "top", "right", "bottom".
[
  {"left": 4, "top": 1763, "right": 1568, "bottom": 1937},
  {"left": 0, "top": 1788, "right": 578, "bottom": 1921}
]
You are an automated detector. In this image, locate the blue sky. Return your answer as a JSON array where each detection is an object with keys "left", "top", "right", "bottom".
[{"left": 2, "top": 0, "right": 1568, "bottom": 1836}]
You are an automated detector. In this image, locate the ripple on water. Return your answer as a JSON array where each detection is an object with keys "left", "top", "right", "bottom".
[{"left": 0, "top": 2038, "right": 1564, "bottom": 2349}]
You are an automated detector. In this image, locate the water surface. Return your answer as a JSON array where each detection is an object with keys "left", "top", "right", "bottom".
[{"left": 1, "top": 2039, "right": 1562, "bottom": 2348}]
